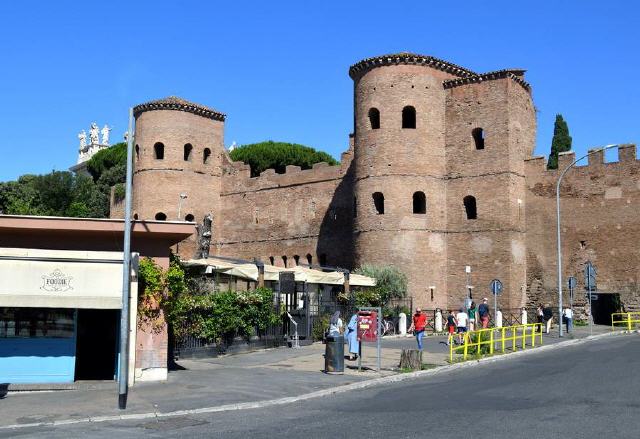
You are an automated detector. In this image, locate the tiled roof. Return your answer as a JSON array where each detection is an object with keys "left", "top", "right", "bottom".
[{"left": 134, "top": 96, "right": 226, "bottom": 121}]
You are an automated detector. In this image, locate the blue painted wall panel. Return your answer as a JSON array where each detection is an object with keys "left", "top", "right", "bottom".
[{"left": 0, "top": 338, "right": 76, "bottom": 383}]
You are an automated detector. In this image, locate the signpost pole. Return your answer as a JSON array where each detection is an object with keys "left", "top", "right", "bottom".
[
  {"left": 587, "top": 263, "right": 594, "bottom": 336},
  {"left": 376, "top": 306, "right": 381, "bottom": 372}
]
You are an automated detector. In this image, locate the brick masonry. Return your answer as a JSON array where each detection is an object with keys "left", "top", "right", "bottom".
[{"left": 112, "top": 54, "right": 639, "bottom": 313}]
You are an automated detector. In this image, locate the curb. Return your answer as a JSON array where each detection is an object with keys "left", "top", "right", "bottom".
[{"left": 0, "top": 331, "right": 626, "bottom": 431}]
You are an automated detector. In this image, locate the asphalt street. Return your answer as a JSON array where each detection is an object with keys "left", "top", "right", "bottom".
[{"left": 4, "top": 334, "right": 638, "bottom": 439}]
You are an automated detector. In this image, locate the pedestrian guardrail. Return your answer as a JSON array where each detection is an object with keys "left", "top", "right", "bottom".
[
  {"left": 448, "top": 323, "right": 544, "bottom": 362},
  {"left": 611, "top": 312, "right": 640, "bottom": 331}
]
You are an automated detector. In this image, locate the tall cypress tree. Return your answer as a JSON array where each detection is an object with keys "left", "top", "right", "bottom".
[{"left": 547, "top": 114, "right": 572, "bottom": 169}]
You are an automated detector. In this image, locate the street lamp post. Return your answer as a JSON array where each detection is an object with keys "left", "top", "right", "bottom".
[{"left": 556, "top": 144, "right": 617, "bottom": 337}]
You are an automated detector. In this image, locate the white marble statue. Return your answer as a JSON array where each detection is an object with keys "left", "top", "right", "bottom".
[
  {"left": 101, "top": 124, "right": 112, "bottom": 145},
  {"left": 89, "top": 122, "right": 99, "bottom": 145},
  {"left": 78, "top": 130, "right": 87, "bottom": 149}
]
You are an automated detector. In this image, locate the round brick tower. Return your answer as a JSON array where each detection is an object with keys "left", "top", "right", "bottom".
[
  {"left": 349, "top": 53, "right": 476, "bottom": 307},
  {"left": 132, "top": 96, "right": 226, "bottom": 255}
]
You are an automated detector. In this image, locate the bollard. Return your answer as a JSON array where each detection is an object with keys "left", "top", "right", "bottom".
[
  {"left": 496, "top": 310, "right": 503, "bottom": 328},
  {"left": 521, "top": 308, "right": 528, "bottom": 325},
  {"left": 435, "top": 310, "right": 443, "bottom": 332},
  {"left": 398, "top": 313, "right": 407, "bottom": 336}
]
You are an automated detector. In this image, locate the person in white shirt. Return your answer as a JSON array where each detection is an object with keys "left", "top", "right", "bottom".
[
  {"left": 456, "top": 307, "right": 469, "bottom": 345},
  {"left": 562, "top": 307, "right": 573, "bottom": 333}
]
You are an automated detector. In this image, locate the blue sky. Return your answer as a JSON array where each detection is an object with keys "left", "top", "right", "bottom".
[{"left": 0, "top": 1, "right": 637, "bottom": 181}]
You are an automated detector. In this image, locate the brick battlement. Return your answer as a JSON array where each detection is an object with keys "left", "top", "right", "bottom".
[
  {"left": 222, "top": 149, "right": 353, "bottom": 195},
  {"left": 525, "top": 144, "right": 638, "bottom": 179}
]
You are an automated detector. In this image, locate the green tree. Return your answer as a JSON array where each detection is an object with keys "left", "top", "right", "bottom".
[
  {"left": 86, "top": 142, "right": 127, "bottom": 181},
  {"left": 547, "top": 114, "right": 572, "bottom": 170},
  {"left": 229, "top": 141, "right": 338, "bottom": 177},
  {"left": 353, "top": 264, "right": 408, "bottom": 307}
]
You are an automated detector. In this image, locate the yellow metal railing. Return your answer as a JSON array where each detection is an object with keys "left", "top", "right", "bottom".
[
  {"left": 611, "top": 312, "right": 640, "bottom": 331},
  {"left": 449, "top": 323, "right": 544, "bottom": 362}
]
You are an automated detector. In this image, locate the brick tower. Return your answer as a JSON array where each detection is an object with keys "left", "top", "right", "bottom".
[{"left": 132, "top": 96, "right": 226, "bottom": 256}]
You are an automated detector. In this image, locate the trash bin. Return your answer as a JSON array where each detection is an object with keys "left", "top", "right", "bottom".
[{"left": 324, "top": 335, "right": 344, "bottom": 374}]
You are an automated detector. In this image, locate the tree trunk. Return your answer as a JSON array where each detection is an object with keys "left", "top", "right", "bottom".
[{"left": 399, "top": 349, "right": 422, "bottom": 370}]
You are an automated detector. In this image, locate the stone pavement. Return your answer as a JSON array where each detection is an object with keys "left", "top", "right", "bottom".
[{"left": 0, "top": 324, "right": 611, "bottom": 429}]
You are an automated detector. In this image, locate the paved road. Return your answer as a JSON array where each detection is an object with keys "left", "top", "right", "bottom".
[{"left": 4, "top": 334, "right": 638, "bottom": 438}]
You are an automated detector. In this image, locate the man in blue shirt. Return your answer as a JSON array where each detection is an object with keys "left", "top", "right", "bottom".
[{"left": 478, "top": 298, "right": 490, "bottom": 328}]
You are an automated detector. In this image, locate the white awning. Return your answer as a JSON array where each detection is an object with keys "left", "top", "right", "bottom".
[
  {"left": 183, "top": 257, "right": 376, "bottom": 287},
  {"left": 0, "top": 248, "right": 126, "bottom": 309}
]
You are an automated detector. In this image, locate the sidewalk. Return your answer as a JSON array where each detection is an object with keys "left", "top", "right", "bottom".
[{"left": 0, "top": 324, "right": 611, "bottom": 429}]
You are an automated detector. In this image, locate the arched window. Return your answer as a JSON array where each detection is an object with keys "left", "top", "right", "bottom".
[
  {"left": 306, "top": 254, "right": 313, "bottom": 265},
  {"left": 472, "top": 128, "right": 485, "bottom": 150},
  {"left": 269, "top": 256, "right": 275, "bottom": 266},
  {"left": 282, "top": 256, "right": 288, "bottom": 268},
  {"left": 154, "top": 142, "right": 164, "bottom": 160},
  {"left": 463, "top": 196, "right": 477, "bottom": 220},
  {"left": 155, "top": 212, "right": 167, "bottom": 221},
  {"left": 372, "top": 192, "right": 385, "bottom": 214},
  {"left": 184, "top": 214, "right": 194, "bottom": 222},
  {"left": 293, "top": 255, "right": 300, "bottom": 266},
  {"left": 413, "top": 191, "right": 426, "bottom": 214},
  {"left": 402, "top": 106, "right": 416, "bottom": 129},
  {"left": 184, "top": 143, "right": 193, "bottom": 161},
  {"left": 368, "top": 108, "right": 380, "bottom": 129},
  {"left": 203, "top": 148, "right": 211, "bottom": 164},
  {"left": 135, "top": 144, "right": 140, "bottom": 161}
]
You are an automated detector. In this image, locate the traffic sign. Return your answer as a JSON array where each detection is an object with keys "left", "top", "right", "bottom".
[
  {"left": 584, "top": 261, "right": 597, "bottom": 291},
  {"left": 490, "top": 279, "right": 503, "bottom": 296}
]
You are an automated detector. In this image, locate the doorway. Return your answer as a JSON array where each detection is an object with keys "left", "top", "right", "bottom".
[
  {"left": 591, "top": 293, "right": 621, "bottom": 325},
  {"left": 75, "top": 309, "right": 119, "bottom": 380}
]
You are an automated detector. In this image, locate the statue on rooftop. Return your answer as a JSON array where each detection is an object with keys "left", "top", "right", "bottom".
[
  {"left": 89, "top": 122, "right": 99, "bottom": 145},
  {"left": 78, "top": 130, "right": 87, "bottom": 149},
  {"left": 101, "top": 124, "right": 112, "bottom": 145}
]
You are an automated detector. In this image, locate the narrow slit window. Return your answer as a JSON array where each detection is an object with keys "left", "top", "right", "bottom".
[
  {"left": 293, "top": 255, "right": 300, "bottom": 266},
  {"left": 472, "top": 128, "right": 485, "bottom": 150},
  {"left": 282, "top": 256, "right": 288, "bottom": 268},
  {"left": 372, "top": 192, "right": 385, "bottom": 214},
  {"left": 306, "top": 254, "right": 313, "bottom": 265},
  {"left": 154, "top": 142, "right": 165, "bottom": 160},
  {"left": 184, "top": 143, "right": 193, "bottom": 161},
  {"left": 135, "top": 144, "right": 140, "bottom": 161},
  {"left": 402, "top": 106, "right": 416, "bottom": 129},
  {"left": 463, "top": 196, "right": 477, "bottom": 220},
  {"left": 269, "top": 256, "right": 275, "bottom": 266},
  {"left": 413, "top": 191, "right": 426, "bottom": 214},
  {"left": 203, "top": 148, "right": 211, "bottom": 164},
  {"left": 368, "top": 108, "right": 380, "bottom": 129}
]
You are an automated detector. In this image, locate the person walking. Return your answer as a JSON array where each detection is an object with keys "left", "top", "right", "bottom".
[
  {"left": 536, "top": 304, "right": 544, "bottom": 325},
  {"left": 562, "top": 307, "right": 573, "bottom": 334},
  {"left": 543, "top": 303, "right": 553, "bottom": 334},
  {"left": 345, "top": 313, "right": 359, "bottom": 360},
  {"left": 478, "top": 298, "right": 491, "bottom": 328},
  {"left": 456, "top": 307, "right": 469, "bottom": 345},
  {"left": 408, "top": 307, "right": 428, "bottom": 351},
  {"left": 467, "top": 301, "right": 477, "bottom": 331},
  {"left": 445, "top": 310, "right": 457, "bottom": 345},
  {"left": 328, "top": 311, "right": 343, "bottom": 336}
]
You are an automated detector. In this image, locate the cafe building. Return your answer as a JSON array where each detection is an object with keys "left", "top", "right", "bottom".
[{"left": 0, "top": 215, "right": 194, "bottom": 385}]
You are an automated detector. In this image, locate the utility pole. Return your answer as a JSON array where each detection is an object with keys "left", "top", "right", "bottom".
[{"left": 118, "top": 108, "right": 135, "bottom": 409}]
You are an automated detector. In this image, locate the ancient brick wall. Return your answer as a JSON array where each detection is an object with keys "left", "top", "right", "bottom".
[
  {"left": 215, "top": 150, "right": 355, "bottom": 269},
  {"left": 524, "top": 144, "right": 640, "bottom": 312}
]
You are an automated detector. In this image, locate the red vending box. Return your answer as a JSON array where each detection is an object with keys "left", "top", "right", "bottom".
[{"left": 357, "top": 311, "right": 378, "bottom": 342}]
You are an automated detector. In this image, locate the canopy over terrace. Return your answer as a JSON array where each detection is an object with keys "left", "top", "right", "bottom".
[{"left": 183, "top": 256, "right": 376, "bottom": 287}]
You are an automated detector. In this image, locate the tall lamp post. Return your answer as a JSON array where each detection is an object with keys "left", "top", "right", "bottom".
[{"left": 556, "top": 144, "right": 617, "bottom": 337}]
